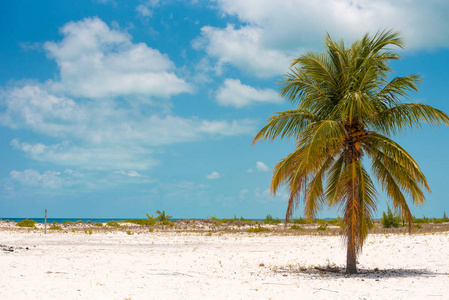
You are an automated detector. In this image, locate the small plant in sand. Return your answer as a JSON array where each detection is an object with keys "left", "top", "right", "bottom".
[
  {"left": 293, "top": 218, "right": 307, "bottom": 224},
  {"left": 17, "top": 219, "right": 36, "bottom": 228},
  {"left": 106, "top": 221, "right": 121, "bottom": 228},
  {"left": 317, "top": 224, "right": 328, "bottom": 231},
  {"left": 413, "top": 215, "right": 430, "bottom": 225},
  {"left": 263, "top": 214, "right": 281, "bottom": 224},
  {"left": 443, "top": 211, "right": 449, "bottom": 222},
  {"left": 94, "top": 223, "right": 104, "bottom": 227},
  {"left": 247, "top": 227, "right": 271, "bottom": 233},
  {"left": 125, "top": 214, "right": 156, "bottom": 226},
  {"left": 155, "top": 210, "right": 172, "bottom": 225},
  {"left": 48, "top": 225, "right": 63, "bottom": 231},
  {"left": 290, "top": 224, "right": 303, "bottom": 230},
  {"left": 126, "top": 230, "right": 134, "bottom": 235},
  {"left": 209, "top": 215, "right": 223, "bottom": 225},
  {"left": 381, "top": 206, "right": 401, "bottom": 228},
  {"left": 327, "top": 216, "right": 343, "bottom": 227}
]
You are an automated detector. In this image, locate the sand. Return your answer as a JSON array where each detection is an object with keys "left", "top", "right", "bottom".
[{"left": 1, "top": 229, "right": 448, "bottom": 299}]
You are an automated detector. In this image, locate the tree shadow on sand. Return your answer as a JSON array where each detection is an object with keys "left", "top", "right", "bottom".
[{"left": 271, "top": 264, "right": 444, "bottom": 279}]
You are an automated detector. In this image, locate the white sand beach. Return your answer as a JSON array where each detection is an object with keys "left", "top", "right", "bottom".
[{"left": 1, "top": 229, "right": 448, "bottom": 300}]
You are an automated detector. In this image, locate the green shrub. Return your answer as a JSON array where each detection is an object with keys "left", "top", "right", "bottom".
[
  {"left": 316, "top": 219, "right": 327, "bottom": 225},
  {"left": 443, "top": 211, "right": 449, "bottom": 222},
  {"left": 208, "top": 215, "right": 224, "bottom": 225},
  {"left": 155, "top": 210, "right": 172, "bottom": 224},
  {"left": 317, "top": 224, "right": 328, "bottom": 231},
  {"left": 94, "top": 223, "right": 104, "bottom": 227},
  {"left": 247, "top": 227, "right": 271, "bottom": 233},
  {"left": 124, "top": 218, "right": 156, "bottom": 226},
  {"left": 48, "top": 225, "right": 63, "bottom": 231},
  {"left": 328, "top": 216, "right": 343, "bottom": 227},
  {"left": 381, "top": 206, "right": 401, "bottom": 228},
  {"left": 106, "top": 221, "right": 121, "bottom": 228},
  {"left": 17, "top": 219, "right": 36, "bottom": 228},
  {"left": 126, "top": 230, "right": 133, "bottom": 235},
  {"left": 263, "top": 214, "right": 281, "bottom": 224},
  {"left": 62, "top": 221, "right": 72, "bottom": 225},
  {"left": 290, "top": 224, "right": 303, "bottom": 230},
  {"left": 413, "top": 215, "right": 430, "bottom": 225},
  {"left": 293, "top": 218, "right": 307, "bottom": 224}
]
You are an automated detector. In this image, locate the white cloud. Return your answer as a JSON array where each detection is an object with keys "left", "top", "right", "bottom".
[
  {"left": 1, "top": 89, "right": 256, "bottom": 170},
  {"left": 195, "top": 0, "right": 449, "bottom": 77},
  {"left": 114, "top": 170, "right": 143, "bottom": 177},
  {"left": 1, "top": 86, "right": 256, "bottom": 147},
  {"left": 216, "top": 79, "right": 282, "bottom": 108},
  {"left": 193, "top": 24, "right": 293, "bottom": 77},
  {"left": 137, "top": 5, "right": 153, "bottom": 17},
  {"left": 207, "top": 171, "right": 221, "bottom": 179},
  {"left": 213, "top": 0, "right": 449, "bottom": 50},
  {"left": 0, "top": 18, "right": 257, "bottom": 172},
  {"left": 239, "top": 189, "right": 249, "bottom": 199},
  {"left": 238, "top": 187, "right": 288, "bottom": 203},
  {"left": 246, "top": 168, "right": 254, "bottom": 173},
  {"left": 1, "top": 84, "right": 256, "bottom": 171},
  {"left": 44, "top": 17, "right": 192, "bottom": 99},
  {"left": 10, "top": 169, "right": 64, "bottom": 188},
  {"left": 136, "top": 0, "right": 160, "bottom": 18},
  {"left": 256, "top": 161, "right": 269, "bottom": 172}
]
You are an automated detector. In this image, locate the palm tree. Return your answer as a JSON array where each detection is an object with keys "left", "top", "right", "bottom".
[{"left": 253, "top": 30, "right": 449, "bottom": 274}]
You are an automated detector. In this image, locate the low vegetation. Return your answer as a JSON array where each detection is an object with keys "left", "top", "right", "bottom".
[
  {"left": 290, "top": 225, "right": 303, "bottom": 230},
  {"left": 263, "top": 214, "right": 281, "bottom": 224},
  {"left": 6, "top": 209, "right": 449, "bottom": 235},
  {"left": 381, "top": 206, "right": 402, "bottom": 228},
  {"left": 155, "top": 210, "right": 172, "bottom": 225},
  {"left": 17, "top": 219, "right": 36, "bottom": 228},
  {"left": 48, "top": 225, "right": 63, "bottom": 231},
  {"left": 106, "top": 221, "right": 121, "bottom": 228},
  {"left": 317, "top": 224, "right": 328, "bottom": 231},
  {"left": 247, "top": 227, "right": 271, "bottom": 233}
]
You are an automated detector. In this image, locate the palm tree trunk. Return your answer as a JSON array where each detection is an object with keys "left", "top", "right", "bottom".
[
  {"left": 346, "top": 229, "right": 357, "bottom": 274},
  {"left": 345, "top": 160, "right": 358, "bottom": 274}
]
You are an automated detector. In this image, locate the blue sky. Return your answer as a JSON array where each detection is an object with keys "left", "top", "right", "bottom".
[{"left": 1, "top": 0, "right": 449, "bottom": 219}]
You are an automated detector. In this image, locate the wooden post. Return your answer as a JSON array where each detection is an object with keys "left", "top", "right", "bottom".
[{"left": 45, "top": 209, "right": 47, "bottom": 234}]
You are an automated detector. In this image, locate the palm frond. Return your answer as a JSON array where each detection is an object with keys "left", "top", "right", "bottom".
[
  {"left": 252, "top": 109, "right": 322, "bottom": 144},
  {"left": 370, "top": 103, "right": 449, "bottom": 135},
  {"left": 370, "top": 151, "right": 414, "bottom": 231},
  {"left": 374, "top": 75, "right": 421, "bottom": 107},
  {"left": 367, "top": 133, "right": 430, "bottom": 196}
]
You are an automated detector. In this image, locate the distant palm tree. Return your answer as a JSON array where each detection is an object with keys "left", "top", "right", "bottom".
[{"left": 253, "top": 30, "right": 449, "bottom": 274}]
